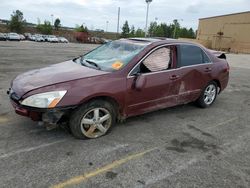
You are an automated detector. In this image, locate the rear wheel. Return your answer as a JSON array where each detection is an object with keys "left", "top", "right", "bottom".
[
  {"left": 69, "top": 100, "right": 116, "bottom": 139},
  {"left": 196, "top": 81, "right": 218, "bottom": 108}
]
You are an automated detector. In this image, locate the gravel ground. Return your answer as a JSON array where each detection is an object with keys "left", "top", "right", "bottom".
[{"left": 0, "top": 41, "right": 250, "bottom": 188}]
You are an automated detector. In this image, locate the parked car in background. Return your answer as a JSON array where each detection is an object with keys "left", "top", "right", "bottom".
[
  {"left": 24, "top": 33, "right": 31, "bottom": 40},
  {"left": 19, "top": 34, "right": 25, "bottom": 40},
  {"left": 0, "top": 33, "right": 7, "bottom": 41},
  {"left": 8, "top": 38, "right": 229, "bottom": 139},
  {"left": 43, "top": 35, "right": 49, "bottom": 42},
  {"left": 35, "top": 35, "right": 45, "bottom": 42},
  {"left": 47, "top": 35, "right": 59, "bottom": 43},
  {"left": 58, "top": 37, "right": 69, "bottom": 43},
  {"left": 7, "top": 33, "right": 21, "bottom": 41},
  {"left": 28, "top": 35, "right": 35, "bottom": 41}
]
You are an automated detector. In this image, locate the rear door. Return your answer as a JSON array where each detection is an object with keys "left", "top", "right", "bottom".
[
  {"left": 125, "top": 46, "right": 180, "bottom": 117},
  {"left": 175, "top": 44, "right": 213, "bottom": 104}
]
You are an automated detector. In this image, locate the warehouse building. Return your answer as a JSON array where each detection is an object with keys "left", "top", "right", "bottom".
[{"left": 196, "top": 11, "right": 250, "bottom": 53}]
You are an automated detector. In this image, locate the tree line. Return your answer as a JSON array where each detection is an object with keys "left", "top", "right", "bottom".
[
  {"left": 121, "top": 20, "right": 196, "bottom": 39},
  {"left": 7, "top": 10, "right": 61, "bottom": 34},
  {"left": 8, "top": 10, "right": 196, "bottom": 39}
]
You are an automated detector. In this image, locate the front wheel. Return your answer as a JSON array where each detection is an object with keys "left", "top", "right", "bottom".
[
  {"left": 69, "top": 100, "right": 116, "bottom": 139},
  {"left": 196, "top": 81, "right": 218, "bottom": 108}
]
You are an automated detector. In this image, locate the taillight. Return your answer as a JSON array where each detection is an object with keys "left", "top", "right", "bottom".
[
  {"left": 227, "top": 63, "right": 230, "bottom": 72},
  {"left": 224, "top": 63, "right": 230, "bottom": 73}
]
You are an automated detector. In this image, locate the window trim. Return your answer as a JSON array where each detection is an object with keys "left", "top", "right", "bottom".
[
  {"left": 128, "top": 44, "right": 175, "bottom": 78},
  {"left": 177, "top": 44, "right": 212, "bottom": 68},
  {"left": 127, "top": 43, "right": 212, "bottom": 78}
]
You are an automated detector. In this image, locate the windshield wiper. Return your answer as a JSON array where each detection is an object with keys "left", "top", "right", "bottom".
[
  {"left": 85, "top": 60, "right": 101, "bottom": 70},
  {"left": 77, "top": 56, "right": 101, "bottom": 70},
  {"left": 79, "top": 56, "right": 87, "bottom": 66}
]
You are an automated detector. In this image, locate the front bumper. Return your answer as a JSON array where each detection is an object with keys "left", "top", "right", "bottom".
[{"left": 8, "top": 89, "right": 76, "bottom": 124}]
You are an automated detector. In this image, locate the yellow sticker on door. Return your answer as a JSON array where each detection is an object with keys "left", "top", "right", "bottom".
[{"left": 112, "top": 61, "right": 123, "bottom": 70}]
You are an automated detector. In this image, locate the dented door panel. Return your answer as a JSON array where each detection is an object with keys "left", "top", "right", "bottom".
[{"left": 175, "top": 64, "right": 213, "bottom": 104}]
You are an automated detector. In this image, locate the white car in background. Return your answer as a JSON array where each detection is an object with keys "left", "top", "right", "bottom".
[
  {"left": 19, "top": 34, "right": 25, "bottom": 40},
  {"left": 47, "top": 35, "right": 59, "bottom": 43},
  {"left": 8, "top": 33, "right": 21, "bottom": 41},
  {"left": 29, "top": 35, "right": 36, "bottom": 41},
  {"left": 58, "top": 37, "right": 69, "bottom": 43},
  {"left": 35, "top": 35, "right": 45, "bottom": 42}
]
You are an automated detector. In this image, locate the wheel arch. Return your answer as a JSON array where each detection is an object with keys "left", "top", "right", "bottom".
[
  {"left": 212, "top": 79, "right": 221, "bottom": 93},
  {"left": 79, "top": 95, "right": 123, "bottom": 120}
]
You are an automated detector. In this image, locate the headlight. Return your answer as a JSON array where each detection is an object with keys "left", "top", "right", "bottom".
[{"left": 21, "top": 90, "right": 67, "bottom": 108}]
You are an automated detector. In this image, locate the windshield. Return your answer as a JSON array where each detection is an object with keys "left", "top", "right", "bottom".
[{"left": 75, "top": 40, "right": 147, "bottom": 72}]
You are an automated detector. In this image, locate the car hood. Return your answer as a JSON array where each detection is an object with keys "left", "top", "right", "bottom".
[{"left": 12, "top": 60, "right": 108, "bottom": 97}]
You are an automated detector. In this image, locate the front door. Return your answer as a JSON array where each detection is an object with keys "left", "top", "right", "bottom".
[{"left": 125, "top": 46, "right": 180, "bottom": 117}]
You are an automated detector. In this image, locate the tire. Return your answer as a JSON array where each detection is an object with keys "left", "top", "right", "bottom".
[
  {"left": 196, "top": 81, "right": 218, "bottom": 108},
  {"left": 69, "top": 100, "right": 116, "bottom": 139}
]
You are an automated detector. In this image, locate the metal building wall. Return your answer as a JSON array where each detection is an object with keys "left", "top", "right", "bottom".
[{"left": 197, "top": 11, "right": 250, "bottom": 53}]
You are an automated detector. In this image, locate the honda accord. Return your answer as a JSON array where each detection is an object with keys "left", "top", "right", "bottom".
[{"left": 8, "top": 38, "right": 229, "bottom": 139}]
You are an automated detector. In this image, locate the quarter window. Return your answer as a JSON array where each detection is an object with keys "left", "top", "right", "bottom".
[{"left": 178, "top": 45, "right": 210, "bottom": 67}]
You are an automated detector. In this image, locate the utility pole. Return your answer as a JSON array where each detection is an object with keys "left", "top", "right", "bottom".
[
  {"left": 106, "top": 21, "right": 109, "bottom": 32},
  {"left": 173, "top": 22, "right": 177, "bottom": 39},
  {"left": 51, "top": 14, "right": 54, "bottom": 26},
  {"left": 145, "top": 0, "right": 153, "bottom": 37},
  {"left": 173, "top": 19, "right": 183, "bottom": 39},
  {"left": 117, "top": 7, "right": 120, "bottom": 38}
]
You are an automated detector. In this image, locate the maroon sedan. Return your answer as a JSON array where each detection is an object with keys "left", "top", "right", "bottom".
[{"left": 8, "top": 38, "right": 229, "bottom": 139}]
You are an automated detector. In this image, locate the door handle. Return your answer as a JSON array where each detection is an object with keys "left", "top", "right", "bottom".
[
  {"left": 170, "top": 75, "right": 180, "bottom": 80},
  {"left": 204, "top": 67, "right": 212, "bottom": 72}
]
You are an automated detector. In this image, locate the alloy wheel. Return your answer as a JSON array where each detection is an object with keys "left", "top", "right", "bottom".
[
  {"left": 203, "top": 84, "right": 217, "bottom": 105},
  {"left": 80, "top": 108, "right": 112, "bottom": 138}
]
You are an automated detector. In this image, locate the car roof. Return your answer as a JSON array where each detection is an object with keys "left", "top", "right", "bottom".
[{"left": 120, "top": 37, "right": 198, "bottom": 47}]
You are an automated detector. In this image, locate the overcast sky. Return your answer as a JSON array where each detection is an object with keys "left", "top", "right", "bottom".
[{"left": 0, "top": 0, "right": 249, "bottom": 32}]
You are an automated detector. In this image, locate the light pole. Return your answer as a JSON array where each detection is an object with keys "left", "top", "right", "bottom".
[
  {"left": 173, "top": 19, "right": 183, "bottom": 39},
  {"left": 106, "top": 21, "right": 109, "bottom": 32},
  {"left": 117, "top": 7, "right": 120, "bottom": 37},
  {"left": 145, "top": 0, "right": 152, "bottom": 37},
  {"left": 51, "top": 14, "right": 54, "bottom": 26}
]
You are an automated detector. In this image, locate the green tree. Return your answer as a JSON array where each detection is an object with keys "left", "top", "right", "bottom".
[
  {"left": 129, "top": 25, "right": 135, "bottom": 37},
  {"left": 121, "top": 21, "right": 130, "bottom": 38},
  {"left": 37, "top": 20, "right": 53, "bottom": 34},
  {"left": 119, "top": 19, "right": 195, "bottom": 39},
  {"left": 9, "top": 10, "right": 26, "bottom": 33},
  {"left": 176, "top": 27, "right": 195, "bottom": 38},
  {"left": 148, "top": 21, "right": 157, "bottom": 37},
  {"left": 172, "top": 19, "right": 181, "bottom": 38},
  {"left": 75, "top": 24, "right": 88, "bottom": 32},
  {"left": 135, "top": 28, "right": 145, "bottom": 37},
  {"left": 54, "top": 18, "right": 61, "bottom": 30},
  {"left": 155, "top": 23, "right": 167, "bottom": 37},
  {"left": 179, "top": 27, "right": 188, "bottom": 38},
  {"left": 187, "top": 28, "right": 196, "bottom": 38}
]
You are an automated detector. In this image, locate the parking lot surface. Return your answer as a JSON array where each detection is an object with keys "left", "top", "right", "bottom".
[{"left": 0, "top": 41, "right": 250, "bottom": 188}]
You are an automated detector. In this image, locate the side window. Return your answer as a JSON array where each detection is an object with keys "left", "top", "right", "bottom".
[
  {"left": 203, "top": 52, "right": 211, "bottom": 63},
  {"left": 135, "top": 47, "right": 172, "bottom": 74},
  {"left": 178, "top": 45, "right": 208, "bottom": 67}
]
